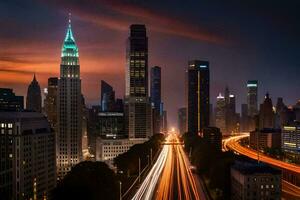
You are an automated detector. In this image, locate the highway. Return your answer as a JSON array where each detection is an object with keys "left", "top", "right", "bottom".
[
  {"left": 132, "top": 144, "right": 169, "bottom": 200},
  {"left": 155, "top": 133, "right": 203, "bottom": 200},
  {"left": 133, "top": 133, "right": 206, "bottom": 200},
  {"left": 223, "top": 134, "right": 300, "bottom": 199},
  {"left": 223, "top": 134, "right": 300, "bottom": 173}
]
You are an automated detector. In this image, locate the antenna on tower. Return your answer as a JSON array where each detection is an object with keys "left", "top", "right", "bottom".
[{"left": 68, "top": 13, "right": 72, "bottom": 24}]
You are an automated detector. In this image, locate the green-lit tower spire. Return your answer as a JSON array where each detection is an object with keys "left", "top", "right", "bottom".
[
  {"left": 57, "top": 14, "right": 82, "bottom": 179},
  {"left": 60, "top": 13, "right": 80, "bottom": 78}
]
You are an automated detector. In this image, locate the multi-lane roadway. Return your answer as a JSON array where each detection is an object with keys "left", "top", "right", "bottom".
[{"left": 133, "top": 133, "right": 206, "bottom": 200}]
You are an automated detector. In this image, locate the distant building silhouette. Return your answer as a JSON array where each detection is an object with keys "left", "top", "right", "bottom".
[
  {"left": 44, "top": 77, "right": 58, "bottom": 131},
  {"left": 150, "top": 66, "right": 162, "bottom": 134},
  {"left": 101, "top": 80, "right": 115, "bottom": 112},
  {"left": 26, "top": 74, "right": 41, "bottom": 112},
  {"left": 259, "top": 93, "right": 275, "bottom": 129},
  {"left": 0, "top": 88, "right": 23, "bottom": 111},
  {"left": 203, "top": 127, "right": 222, "bottom": 152},
  {"left": 178, "top": 107, "right": 187, "bottom": 135}
]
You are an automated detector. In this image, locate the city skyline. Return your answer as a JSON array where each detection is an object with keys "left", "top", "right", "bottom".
[{"left": 1, "top": 0, "right": 300, "bottom": 126}]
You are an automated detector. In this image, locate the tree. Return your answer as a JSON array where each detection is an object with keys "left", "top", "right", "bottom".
[{"left": 53, "top": 161, "right": 119, "bottom": 200}]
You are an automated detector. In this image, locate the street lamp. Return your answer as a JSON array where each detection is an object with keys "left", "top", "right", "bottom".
[{"left": 119, "top": 181, "right": 122, "bottom": 200}]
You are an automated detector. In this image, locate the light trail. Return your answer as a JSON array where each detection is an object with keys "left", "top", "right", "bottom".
[
  {"left": 223, "top": 134, "right": 300, "bottom": 198},
  {"left": 155, "top": 133, "right": 201, "bottom": 199},
  {"left": 132, "top": 137, "right": 169, "bottom": 200},
  {"left": 223, "top": 134, "right": 300, "bottom": 173}
]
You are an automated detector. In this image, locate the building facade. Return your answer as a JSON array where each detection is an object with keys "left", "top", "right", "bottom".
[
  {"left": 124, "top": 24, "right": 152, "bottom": 138},
  {"left": 250, "top": 129, "right": 281, "bottom": 150},
  {"left": 187, "top": 60, "right": 210, "bottom": 135},
  {"left": 231, "top": 161, "right": 281, "bottom": 200},
  {"left": 282, "top": 124, "right": 300, "bottom": 154},
  {"left": 203, "top": 127, "right": 222, "bottom": 152},
  {"left": 96, "top": 138, "right": 148, "bottom": 164},
  {"left": 44, "top": 77, "right": 58, "bottom": 131},
  {"left": 215, "top": 93, "right": 226, "bottom": 133},
  {"left": 247, "top": 80, "right": 258, "bottom": 117},
  {"left": 259, "top": 93, "right": 275, "bottom": 129},
  {"left": 57, "top": 18, "right": 82, "bottom": 178},
  {"left": 26, "top": 74, "right": 42, "bottom": 112},
  {"left": 0, "top": 112, "right": 56, "bottom": 200},
  {"left": 0, "top": 88, "right": 23, "bottom": 111}
]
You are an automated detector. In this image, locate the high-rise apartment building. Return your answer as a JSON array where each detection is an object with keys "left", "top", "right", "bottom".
[
  {"left": 44, "top": 77, "right": 58, "bottom": 130},
  {"left": 187, "top": 60, "right": 209, "bottom": 135},
  {"left": 57, "top": 18, "right": 82, "bottom": 178},
  {"left": 26, "top": 74, "right": 42, "bottom": 112},
  {"left": 0, "top": 112, "right": 56, "bottom": 199},
  {"left": 124, "top": 24, "right": 152, "bottom": 138},
  {"left": 247, "top": 80, "right": 258, "bottom": 117},
  {"left": 0, "top": 88, "right": 24, "bottom": 111}
]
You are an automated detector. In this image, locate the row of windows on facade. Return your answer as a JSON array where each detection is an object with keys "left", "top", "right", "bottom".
[
  {"left": 130, "top": 72, "right": 145, "bottom": 77},
  {"left": 129, "top": 52, "right": 146, "bottom": 57}
]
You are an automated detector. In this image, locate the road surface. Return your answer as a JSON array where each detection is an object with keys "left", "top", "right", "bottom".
[{"left": 155, "top": 133, "right": 204, "bottom": 200}]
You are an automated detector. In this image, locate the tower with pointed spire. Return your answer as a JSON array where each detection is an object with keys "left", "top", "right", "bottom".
[
  {"left": 57, "top": 15, "right": 82, "bottom": 178},
  {"left": 26, "top": 74, "right": 42, "bottom": 112}
]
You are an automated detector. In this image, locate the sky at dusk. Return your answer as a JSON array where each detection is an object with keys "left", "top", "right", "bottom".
[{"left": 0, "top": 0, "right": 300, "bottom": 126}]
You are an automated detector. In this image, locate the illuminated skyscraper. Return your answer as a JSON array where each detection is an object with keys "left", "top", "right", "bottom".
[
  {"left": 57, "top": 16, "right": 82, "bottom": 178},
  {"left": 26, "top": 74, "right": 41, "bottom": 112},
  {"left": 215, "top": 93, "right": 226, "bottom": 133},
  {"left": 187, "top": 60, "right": 210, "bottom": 135},
  {"left": 124, "top": 24, "right": 152, "bottom": 138},
  {"left": 247, "top": 80, "right": 258, "bottom": 117}
]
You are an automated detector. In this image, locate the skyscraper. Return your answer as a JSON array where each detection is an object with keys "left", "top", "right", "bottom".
[
  {"left": 57, "top": 17, "right": 82, "bottom": 178},
  {"left": 259, "top": 93, "right": 275, "bottom": 129},
  {"left": 44, "top": 77, "right": 58, "bottom": 130},
  {"left": 247, "top": 80, "right": 258, "bottom": 117},
  {"left": 151, "top": 66, "right": 162, "bottom": 134},
  {"left": 26, "top": 74, "right": 41, "bottom": 112},
  {"left": 101, "top": 80, "right": 115, "bottom": 112},
  {"left": 215, "top": 93, "right": 226, "bottom": 133},
  {"left": 187, "top": 60, "right": 210, "bottom": 135},
  {"left": 150, "top": 66, "right": 161, "bottom": 110},
  {"left": 0, "top": 88, "right": 23, "bottom": 111},
  {"left": 124, "top": 24, "right": 152, "bottom": 138},
  {"left": 178, "top": 107, "right": 187, "bottom": 135}
]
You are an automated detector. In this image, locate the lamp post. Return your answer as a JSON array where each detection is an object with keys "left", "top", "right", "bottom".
[
  {"left": 150, "top": 148, "right": 153, "bottom": 165},
  {"left": 119, "top": 181, "right": 122, "bottom": 200},
  {"left": 138, "top": 157, "right": 141, "bottom": 183}
]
